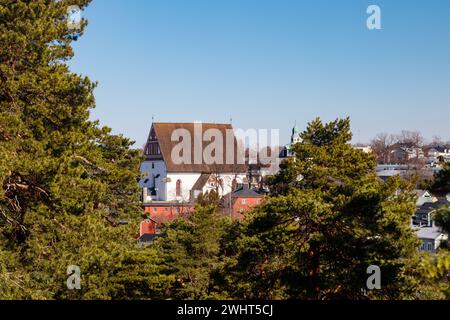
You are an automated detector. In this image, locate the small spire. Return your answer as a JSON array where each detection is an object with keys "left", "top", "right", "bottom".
[{"left": 291, "top": 121, "right": 301, "bottom": 144}]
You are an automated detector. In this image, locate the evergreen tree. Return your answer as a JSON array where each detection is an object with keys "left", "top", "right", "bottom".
[
  {"left": 1, "top": 0, "right": 444, "bottom": 301},
  {"left": 431, "top": 160, "right": 450, "bottom": 194},
  {"left": 156, "top": 206, "right": 231, "bottom": 300},
  {"left": 422, "top": 159, "right": 450, "bottom": 299},
  {"left": 0, "top": 0, "right": 166, "bottom": 299},
  {"left": 420, "top": 199, "right": 450, "bottom": 299},
  {"left": 226, "top": 118, "right": 422, "bottom": 299}
]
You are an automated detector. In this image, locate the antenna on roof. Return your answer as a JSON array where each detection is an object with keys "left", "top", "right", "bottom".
[
  {"left": 230, "top": 116, "right": 233, "bottom": 124},
  {"left": 152, "top": 114, "right": 155, "bottom": 123}
]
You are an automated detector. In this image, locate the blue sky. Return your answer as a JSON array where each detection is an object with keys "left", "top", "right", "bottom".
[{"left": 69, "top": 0, "right": 450, "bottom": 147}]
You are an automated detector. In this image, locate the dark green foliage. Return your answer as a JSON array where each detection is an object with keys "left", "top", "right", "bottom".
[
  {"left": 1, "top": 1, "right": 446, "bottom": 301},
  {"left": 432, "top": 161, "right": 450, "bottom": 194},
  {"left": 155, "top": 206, "right": 231, "bottom": 300},
  {"left": 224, "top": 118, "right": 422, "bottom": 300},
  {"left": 0, "top": 0, "right": 166, "bottom": 299},
  {"left": 422, "top": 197, "right": 450, "bottom": 299},
  {"left": 424, "top": 160, "right": 450, "bottom": 299},
  {"left": 434, "top": 207, "right": 450, "bottom": 236}
]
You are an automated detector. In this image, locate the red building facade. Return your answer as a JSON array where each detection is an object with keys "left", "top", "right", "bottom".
[
  {"left": 143, "top": 202, "right": 194, "bottom": 227},
  {"left": 222, "top": 186, "right": 264, "bottom": 220}
]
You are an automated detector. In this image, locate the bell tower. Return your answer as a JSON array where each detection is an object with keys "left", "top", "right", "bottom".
[{"left": 291, "top": 123, "right": 302, "bottom": 144}]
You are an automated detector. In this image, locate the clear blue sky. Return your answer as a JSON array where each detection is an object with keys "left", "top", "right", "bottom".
[{"left": 69, "top": 0, "right": 450, "bottom": 147}]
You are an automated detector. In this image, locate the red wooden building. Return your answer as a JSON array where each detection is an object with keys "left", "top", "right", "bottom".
[
  {"left": 223, "top": 185, "right": 264, "bottom": 221},
  {"left": 143, "top": 202, "right": 193, "bottom": 226}
]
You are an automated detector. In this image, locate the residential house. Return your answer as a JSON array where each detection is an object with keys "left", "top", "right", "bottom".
[
  {"left": 427, "top": 146, "right": 450, "bottom": 158},
  {"left": 354, "top": 146, "right": 373, "bottom": 154},
  {"left": 417, "top": 226, "right": 448, "bottom": 253},
  {"left": 223, "top": 185, "right": 264, "bottom": 220},
  {"left": 415, "top": 189, "right": 437, "bottom": 207},
  {"left": 375, "top": 164, "right": 409, "bottom": 182},
  {"left": 427, "top": 146, "right": 450, "bottom": 164},
  {"left": 391, "top": 146, "right": 425, "bottom": 164},
  {"left": 412, "top": 192, "right": 449, "bottom": 253}
]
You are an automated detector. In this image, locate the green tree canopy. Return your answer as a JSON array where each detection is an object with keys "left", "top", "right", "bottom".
[
  {"left": 0, "top": 0, "right": 167, "bottom": 299},
  {"left": 156, "top": 205, "right": 232, "bottom": 300},
  {"left": 226, "top": 118, "right": 422, "bottom": 299}
]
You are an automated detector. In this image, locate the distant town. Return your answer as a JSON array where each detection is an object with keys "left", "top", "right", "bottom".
[
  {"left": 138, "top": 122, "right": 449, "bottom": 253},
  {"left": 3, "top": 0, "right": 450, "bottom": 303}
]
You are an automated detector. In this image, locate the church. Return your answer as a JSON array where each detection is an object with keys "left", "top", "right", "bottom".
[
  {"left": 139, "top": 122, "right": 250, "bottom": 224},
  {"left": 279, "top": 124, "right": 303, "bottom": 159}
]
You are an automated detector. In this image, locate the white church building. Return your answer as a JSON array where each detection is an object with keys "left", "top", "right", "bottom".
[{"left": 140, "top": 122, "right": 249, "bottom": 204}]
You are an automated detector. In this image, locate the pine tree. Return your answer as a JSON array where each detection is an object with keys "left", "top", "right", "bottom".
[
  {"left": 156, "top": 205, "right": 231, "bottom": 300},
  {"left": 431, "top": 160, "right": 450, "bottom": 193},
  {"left": 226, "top": 118, "right": 422, "bottom": 299},
  {"left": 420, "top": 197, "right": 450, "bottom": 299},
  {"left": 422, "top": 159, "right": 450, "bottom": 299},
  {"left": 0, "top": 0, "right": 165, "bottom": 299}
]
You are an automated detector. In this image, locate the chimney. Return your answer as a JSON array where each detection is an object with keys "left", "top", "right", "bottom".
[{"left": 142, "top": 187, "right": 149, "bottom": 203}]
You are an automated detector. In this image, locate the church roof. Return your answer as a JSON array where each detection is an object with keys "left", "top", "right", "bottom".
[{"left": 151, "top": 122, "right": 249, "bottom": 173}]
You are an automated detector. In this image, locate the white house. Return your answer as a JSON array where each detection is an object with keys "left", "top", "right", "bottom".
[
  {"left": 428, "top": 146, "right": 450, "bottom": 158},
  {"left": 416, "top": 225, "right": 448, "bottom": 253},
  {"left": 412, "top": 193, "right": 449, "bottom": 253},
  {"left": 415, "top": 189, "right": 437, "bottom": 207},
  {"left": 391, "top": 146, "right": 425, "bottom": 163},
  {"left": 354, "top": 146, "right": 373, "bottom": 154}
]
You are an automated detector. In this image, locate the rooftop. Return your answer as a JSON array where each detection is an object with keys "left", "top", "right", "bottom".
[
  {"left": 148, "top": 122, "right": 249, "bottom": 174},
  {"left": 232, "top": 186, "right": 264, "bottom": 198},
  {"left": 415, "top": 226, "right": 445, "bottom": 240}
]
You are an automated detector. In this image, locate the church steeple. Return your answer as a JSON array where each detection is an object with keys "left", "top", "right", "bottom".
[{"left": 291, "top": 122, "right": 302, "bottom": 144}]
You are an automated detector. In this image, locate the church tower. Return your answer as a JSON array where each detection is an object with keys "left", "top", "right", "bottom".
[
  {"left": 279, "top": 123, "right": 302, "bottom": 159},
  {"left": 291, "top": 123, "right": 302, "bottom": 144}
]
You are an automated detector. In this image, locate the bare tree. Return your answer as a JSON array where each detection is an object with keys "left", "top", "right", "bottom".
[
  {"left": 397, "top": 131, "right": 425, "bottom": 164},
  {"left": 370, "top": 133, "right": 397, "bottom": 164},
  {"left": 397, "top": 130, "right": 424, "bottom": 148},
  {"left": 431, "top": 135, "right": 444, "bottom": 147}
]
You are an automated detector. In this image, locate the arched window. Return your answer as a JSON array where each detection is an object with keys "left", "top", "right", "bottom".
[{"left": 176, "top": 179, "right": 182, "bottom": 197}]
